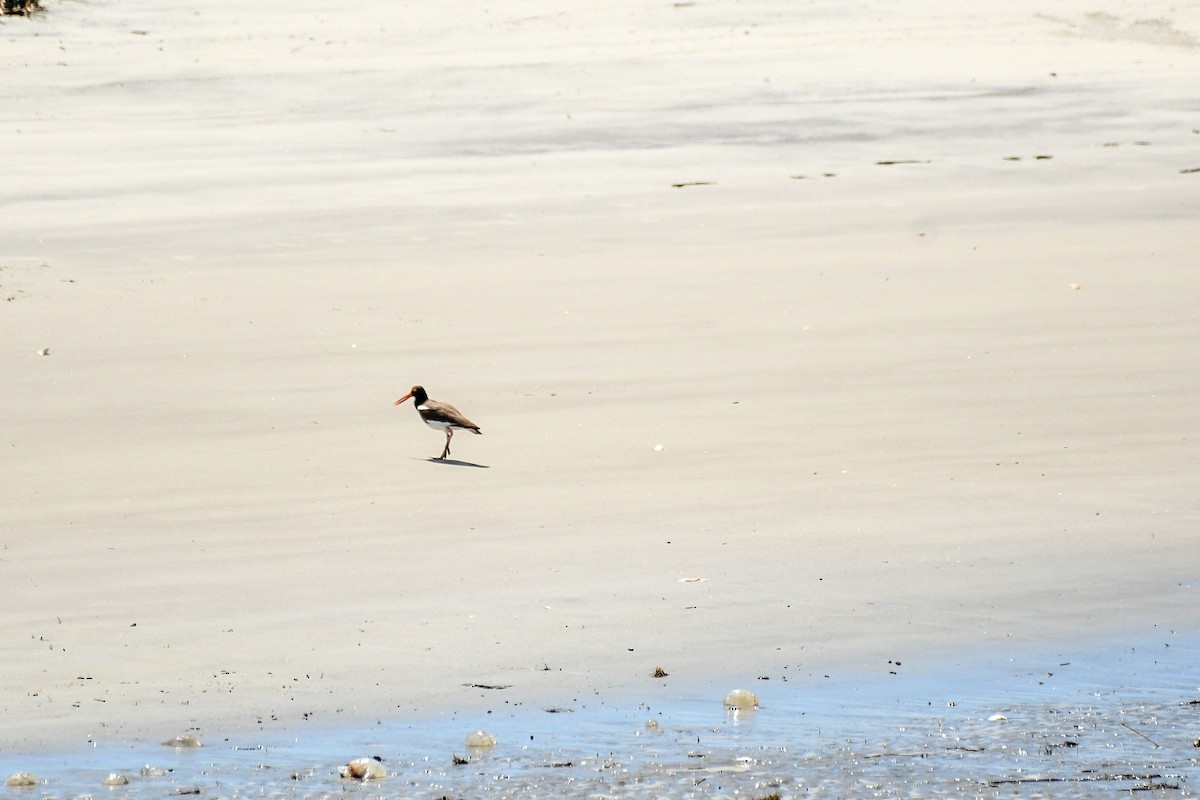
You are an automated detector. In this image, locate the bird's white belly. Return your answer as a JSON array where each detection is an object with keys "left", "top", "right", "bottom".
[{"left": 417, "top": 406, "right": 454, "bottom": 431}]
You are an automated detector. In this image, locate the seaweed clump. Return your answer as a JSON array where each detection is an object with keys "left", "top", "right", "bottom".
[{"left": 3, "top": 0, "right": 41, "bottom": 15}]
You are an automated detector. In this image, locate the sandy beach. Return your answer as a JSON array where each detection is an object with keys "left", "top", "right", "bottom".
[{"left": 2, "top": 0, "right": 1199, "bottom": 753}]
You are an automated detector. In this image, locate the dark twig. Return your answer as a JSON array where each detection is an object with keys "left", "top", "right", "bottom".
[
  {"left": 1121, "top": 722, "right": 1161, "bottom": 748},
  {"left": 863, "top": 752, "right": 929, "bottom": 759},
  {"left": 988, "top": 773, "right": 1162, "bottom": 787}
]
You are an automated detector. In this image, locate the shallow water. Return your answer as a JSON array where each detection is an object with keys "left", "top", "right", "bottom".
[{"left": 4, "top": 635, "right": 1198, "bottom": 798}]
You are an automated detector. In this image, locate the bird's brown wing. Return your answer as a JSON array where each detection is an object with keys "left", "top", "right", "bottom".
[{"left": 422, "top": 400, "right": 481, "bottom": 432}]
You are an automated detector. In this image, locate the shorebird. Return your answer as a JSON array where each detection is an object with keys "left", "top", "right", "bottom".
[{"left": 393, "top": 385, "right": 481, "bottom": 460}]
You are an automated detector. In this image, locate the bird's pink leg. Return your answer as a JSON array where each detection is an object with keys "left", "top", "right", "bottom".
[{"left": 440, "top": 429, "right": 453, "bottom": 459}]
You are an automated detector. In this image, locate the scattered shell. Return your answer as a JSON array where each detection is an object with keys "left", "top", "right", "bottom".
[
  {"left": 645, "top": 718, "right": 661, "bottom": 730},
  {"left": 101, "top": 773, "right": 129, "bottom": 787},
  {"left": 1070, "top": 283, "right": 1082, "bottom": 290},
  {"left": 162, "top": 735, "right": 202, "bottom": 748},
  {"left": 652, "top": 666, "right": 669, "bottom": 678},
  {"left": 723, "top": 689, "right": 759, "bottom": 709},
  {"left": 140, "top": 765, "right": 172, "bottom": 777},
  {"left": 653, "top": 444, "right": 664, "bottom": 452},
  {"left": 988, "top": 714, "right": 1008, "bottom": 722},
  {"left": 465, "top": 730, "right": 497, "bottom": 749},
  {"left": 5, "top": 773, "right": 38, "bottom": 788},
  {"left": 338, "top": 757, "right": 385, "bottom": 780},
  {"left": 37, "top": 348, "right": 50, "bottom": 356}
]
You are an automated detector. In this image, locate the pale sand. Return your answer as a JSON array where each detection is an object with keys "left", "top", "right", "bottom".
[{"left": 2, "top": 1, "right": 1198, "bottom": 750}]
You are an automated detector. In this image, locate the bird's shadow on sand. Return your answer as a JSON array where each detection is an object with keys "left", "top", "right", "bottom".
[{"left": 423, "top": 457, "right": 490, "bottom": 469}]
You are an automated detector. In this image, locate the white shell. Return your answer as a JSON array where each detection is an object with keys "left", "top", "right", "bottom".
[
  {"left": 723, "top": 689, "right": 759, "bottom": 709},
  {"left": 162, "top": 735, "right": 202, "bottom": 748},
  {"left": 465, "top": 730, "right": 497, "bottom": 748},
  {"left": 338, "top": 757, "right": 386, "bottom": 780}
]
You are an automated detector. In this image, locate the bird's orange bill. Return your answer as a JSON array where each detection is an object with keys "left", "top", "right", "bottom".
[{"left": 394, "top": 392, "right": 414, "bottom": 406}]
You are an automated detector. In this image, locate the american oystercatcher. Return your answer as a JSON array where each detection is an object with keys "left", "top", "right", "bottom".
[{"left": 393, "top": 385, "right": 482, "bottom": 460}]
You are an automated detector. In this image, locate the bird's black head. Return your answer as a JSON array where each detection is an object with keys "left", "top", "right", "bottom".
[{"left": 393, "top": 385, "right": 429, "bottom": 407}]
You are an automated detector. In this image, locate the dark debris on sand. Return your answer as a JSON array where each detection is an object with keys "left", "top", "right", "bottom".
[{"left": 3, "top": 0, "right": 40, "bottom": 16}]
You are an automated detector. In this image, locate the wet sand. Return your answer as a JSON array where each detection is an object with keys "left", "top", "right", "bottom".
[
  {"left": 3, "top": 0, "right": 1200, "bottom": 758},
  {"left": 3, "top": 634, "right": 1197, "bottom": 797}
]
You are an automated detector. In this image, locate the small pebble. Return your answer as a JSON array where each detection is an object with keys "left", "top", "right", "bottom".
[
  {"left": 653, "top": 444, "right": 664, "bottom": 452},
  {"left": 5, "top": 773, "right": 38, "bottom": 788},
  {"left": 102, "top": 773, "right": 129, "bottom": 786},
  {"left": 988, "top": 714, "right": 1008, "bottom": 722}
]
